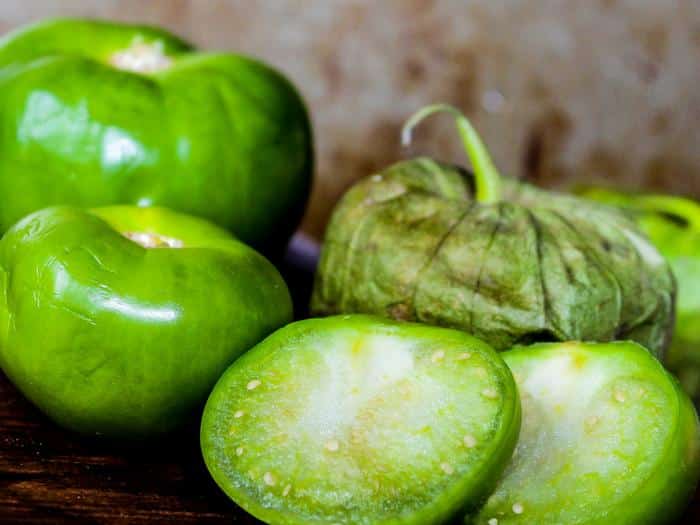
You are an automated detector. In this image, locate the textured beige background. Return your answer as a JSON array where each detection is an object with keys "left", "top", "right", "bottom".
[{"left": 1, "top": 0, "right": 699, "bottom": 238}]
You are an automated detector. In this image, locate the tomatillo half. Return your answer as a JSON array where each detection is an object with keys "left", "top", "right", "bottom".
[
  {"left": 0, "top": 18, "right": 313, "bottom": 252},
  {"left": 470, "top": 341, "right": 700, "bottom": 525},
  {"left": 201, "top": 315, "right": 521, "bottom": 525},
  {"left": 0, "top": 206, "right": 293, "bottom": 438}
]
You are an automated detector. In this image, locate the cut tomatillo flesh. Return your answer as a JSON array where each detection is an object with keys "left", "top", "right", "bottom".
[
  {"left": 201, "top": 315, "right": 521, "bottom": 525},
  {"left": 469, "top": 342, "right": 700, "bottom": 525},
  {"left": 0, "top": 18, "right": 313, "bottom": 252},
  {"left": 0, "top": 206, "right": 292, "bottom": 438}
]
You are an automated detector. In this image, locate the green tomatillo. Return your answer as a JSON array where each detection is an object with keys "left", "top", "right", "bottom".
[
  {"left": 0, "top": 18, "right": 313, "bottom": 252},
  {"left": 201, "top": 315, "right": 521, "bottom": 525},
  {"left": 581, "top": 188, "right": 700, "bottom": 401},
  {"left": 0, "top": 205, "right": 293, "bottom": 438},
  {"left": 469, "top": 341, "right": 700, "bottom": 525},
  {"left": 312, "top": 105, "right": 675, "bottom": 357}
]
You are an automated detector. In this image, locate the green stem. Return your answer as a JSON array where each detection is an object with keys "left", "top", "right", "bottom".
[{"left": 401, "top": 103, "right": 502, "bottom": 203}]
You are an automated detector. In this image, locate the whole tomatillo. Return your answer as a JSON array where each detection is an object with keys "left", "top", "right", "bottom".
[
  {"left": 0, "top": 18, "right": 313, "bottom": 252},
  {"left": 312, "top": 105, "right": 675, "bottom": 357},
  {"left": 0, "top": 206, "right": 293, "bottom": 438}
]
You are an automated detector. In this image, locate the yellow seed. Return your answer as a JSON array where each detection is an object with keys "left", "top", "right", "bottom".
[
  {"left": 614, "top": 390, "right": 626, "bottom": 403},
  {"left": 481, "top": 388, "right": 498, "bottom": 399},
  {"left": 283, "top": 484, "right": 291, "bottom": 497},
  {"left": 234, "top": 410, "right": 245, "bottom": 418},
  {"left": 440, "top": 463, "right": 454, "bottom": 475},
  {"left": 586, "top": 415, "right": 600, "bottom": 427},
  {"left": 263, "top": 472, "right": 276, "bottom": 486},
  {"left": 431, "top": 350, "right": 445, "bottom": 363},
  {"left": 457, "top": 352, "right": 472, "bottom": 360},
  {"left": 463, "top": 434, "right": 478, "bottom": 448},
  {"left": 513, "top": 502, "right": 524, "bottom": 514},
  {"left": 236, "top": 447, "right": 244, "bottom": 456},
  {"left": 228, "top": 426, "right": 236, "bottom": 435},
  {"left": 247, "top": 379, "right": 262, "bottom": 391},
  {"left": 325, "top": 439, "right": 340, "bottom": 452}
]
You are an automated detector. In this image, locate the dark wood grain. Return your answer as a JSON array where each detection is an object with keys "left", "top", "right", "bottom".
[
  {"left": 0, "top": 366, "right": 264, "bottom": 524},
  {"left": 0, "top": 241, "right": 698, "bottom": 524}
]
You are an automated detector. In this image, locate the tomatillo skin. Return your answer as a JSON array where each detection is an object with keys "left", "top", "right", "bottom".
[
  {"left": 201, "top": 315, "right": 521, "bottom": 525},
  {"left": 0, "top": 18, "right": 313, "bottom": 252},
  {"left": 469, "top": 341, "right": 700, "bottom": 525},
  {"left": 0, "top": 206, "right": 293, "bottom": 438}
]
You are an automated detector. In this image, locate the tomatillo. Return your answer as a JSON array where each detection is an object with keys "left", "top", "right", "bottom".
[
  {"left": 469, "top": 341, "right": 700, "bottom": 525},
  {"left": 581, "top": 188, "right": 700, "bottom": 402},
  {"left": 312, "top": 105, "right": 675, "bottom": 357},
  {"left": 201, "top": 315, "right": 521, "bottom": 525},
  {"left": 0, "top": 18, "right": 313, "bottom": 252},
  {"left": 0, "top": 206, "right": 293, "bottom": 438}
]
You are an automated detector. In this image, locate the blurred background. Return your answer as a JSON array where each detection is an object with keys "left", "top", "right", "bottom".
[{"left": 1, "top": 0, "right": 698, "bottom": 239}]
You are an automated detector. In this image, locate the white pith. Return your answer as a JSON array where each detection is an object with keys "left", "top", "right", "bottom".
[
  {"left": 295, "top": 334, "right": 417, "bottom": 439},
  {"left": 110, "top": 39, "right": 172, "bottom": 73},
  {"left": 123, "top": 231, "right": 183, "bottom": 248}
]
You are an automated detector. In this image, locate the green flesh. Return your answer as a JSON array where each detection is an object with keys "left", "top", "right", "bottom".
[
  {"left": 581, "top": 188, "right": 700, "bottom": 402},
  {"left": 470, "top": 342, "right": 700, "bottom": 525},
  {"left": 0, "top": 206, "right": 292, "bottom": 438},
  {"left": 0, "top": 18, "right": 313, "bottom": 252},
  {"left": 201, "top": 315, "right": 521, "bottom": 525}
]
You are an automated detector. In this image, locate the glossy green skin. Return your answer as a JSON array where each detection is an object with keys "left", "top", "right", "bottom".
[
  {"left": 0, "top": 18, "right": 313, "bottom": 252},
  {"left": 201, "top": 315, "right": 521, "bottom": 525},
  {"left": 0, "top": 206, "right": 293, "bottom": 438},
  {"left": 313, "top": 159, "right": 675, "bottom": 358},
  {"left": 470, "top": 341, "right": 700, "bottom": 525},
  {"left": 583, "top": 188, "right": 700, "bottom": 401}
]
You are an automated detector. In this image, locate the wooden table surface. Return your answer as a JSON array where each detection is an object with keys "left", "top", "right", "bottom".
[{"left": 0, "top": 240, "right": 699, "bottom": 524}]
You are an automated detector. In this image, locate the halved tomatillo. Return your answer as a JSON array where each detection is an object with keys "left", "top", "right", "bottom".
[
  {"left": 469, "top": 342, "right": 700, "bottom": 525},
  {"left": 200, "top": 315, "right": 521, "bottom": 525}
]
